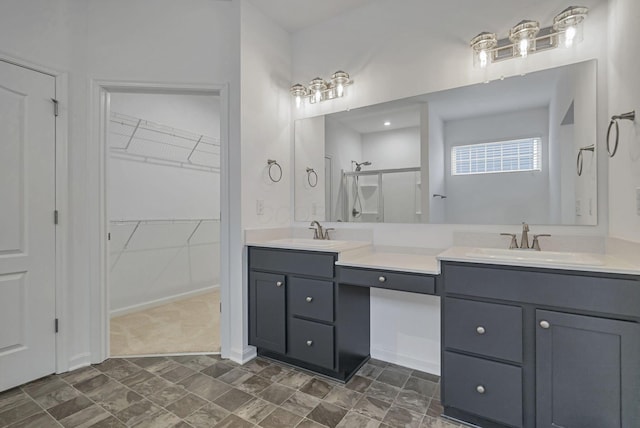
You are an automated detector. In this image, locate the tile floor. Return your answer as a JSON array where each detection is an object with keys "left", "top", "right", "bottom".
[
  {"left": 0, "top": 355, "right": 463, "bottom": 428},
  {"left": 110, "top": 290, "right": 220, "bottom": 356}
]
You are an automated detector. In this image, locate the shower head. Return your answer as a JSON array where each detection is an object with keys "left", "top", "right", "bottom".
[{"left": 352, "top": 160, "right": 372, "bottom": 171}]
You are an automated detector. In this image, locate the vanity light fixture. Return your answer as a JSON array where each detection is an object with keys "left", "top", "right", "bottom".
[
  {"left": 290, "top": 71, "right": 353, "bottom": 107},
  {"left": 384, "top": 121, "right": 391, "bottom": 126},
  {"left": 470, "top": 5, "right": 588, "bottom": 68}
]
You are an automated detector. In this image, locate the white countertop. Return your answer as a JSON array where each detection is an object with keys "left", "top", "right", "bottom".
[
  {"left": 438, "top": 246, "right": 640, "bottom": 276},
  {"left": 247, "top": 238, "right": 372, "bottom": 253},
  {"left": 336, "top": 249, "right": 440, "bottom": 275},
  {"left": 245, "top": 236, "right": 640, "bottom": 276}
]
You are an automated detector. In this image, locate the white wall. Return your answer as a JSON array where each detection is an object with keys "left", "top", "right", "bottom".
[
  {"left": 239, "top": 0, "right": 292, "bottom": 362},
  {"left": 291, "top": 0, "right": 610, "bottom": 374},
  {"left": 0, "top": 0, "right": 254, "bottom": 369},
  {"left": 443, "top": 107, "right": 550, "bottom": 224}
]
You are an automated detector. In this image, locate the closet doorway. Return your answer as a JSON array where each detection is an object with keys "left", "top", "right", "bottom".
[{"left": 106, "top": 90, "right": 222, "bottom": 357}]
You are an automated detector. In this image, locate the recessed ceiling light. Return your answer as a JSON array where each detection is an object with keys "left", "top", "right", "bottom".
[{"left": 384, "top": 121, "right": 391, "bottom": 126}]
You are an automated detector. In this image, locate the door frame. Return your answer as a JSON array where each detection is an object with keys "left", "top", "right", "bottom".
[
  {"left": 0, "top": 51, "right": 69, "bottom": 374},
  {"left": 91, "top": 80, "right": 231, "bottom": 363}
]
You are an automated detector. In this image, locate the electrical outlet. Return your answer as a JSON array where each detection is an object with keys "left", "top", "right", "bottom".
[
  {"left": 311, "top": 203, "right": 317, "bottom": 216},
  {"left": 256, "top": 199, "right": 264, "bottom": 216},
  {"left": 575, "top": 199, "right": 582, "bottom": 217}
]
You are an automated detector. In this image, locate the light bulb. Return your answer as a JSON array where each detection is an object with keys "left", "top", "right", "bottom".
[
  {"left": 565, "top": 26, "right": 576, "bottom": 47},
  {"left": 336, "top": 83, "right": 344, "bottom": 97},
  {"left": 314, "top": 90, "right": 322, "bottom": 103},
  {"left": 479, "top": 50, "right": 488, "bottom": 68},
  {"left": 519, "top": 38, "right": 529, "bottom": 58},
  {"left": 295, "top": 95, "right": 302, "bottom": 108}
]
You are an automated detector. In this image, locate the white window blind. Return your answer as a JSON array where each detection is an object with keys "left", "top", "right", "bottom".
[{"left": 451, "top": 138, "right": 541, "bottom": 176}]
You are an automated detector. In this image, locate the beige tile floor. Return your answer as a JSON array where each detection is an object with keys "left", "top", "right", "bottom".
[{"left": 110, "top": 289, "right": 220, "bottom": 356}]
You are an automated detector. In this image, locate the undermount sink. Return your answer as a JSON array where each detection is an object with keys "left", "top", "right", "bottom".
[{"left": 465, "top": 247, "right": 605, "bottom": 266}]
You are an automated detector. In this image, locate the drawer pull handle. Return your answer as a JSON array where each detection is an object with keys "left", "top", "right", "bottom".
[
  {"left": 306, "top": 340, "right": 313, "bottom": 347},
  {"left": 306, "top": 296, "right": 313, "bottom": 303},
  {"left": 540, "top": 320, "right": 550, "bottom": 329},
  {"left": 378, "top": 276, "right": 387, "bottom": 283},
  {"left": 276, "top": 281, "right": 283, "bottom": 287},
  {"left": 476, "top": 326, "right": 486, "bottom": 335},
  {"left": 476, "top": 385, "right": 486, "bottom": 394}
]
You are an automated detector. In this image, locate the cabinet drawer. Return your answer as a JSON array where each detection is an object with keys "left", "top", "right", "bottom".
[
  {"left": 289, "top": 277, "right": 334, "bottom": 323},
  {"left": 338, "top": 267, "right": 436, "bottom": 295},
  {"left": 288, "top": 318, "right": 334, "bottom": 370},
  {"left": 444, "top": 297, "right": 522, "bottom": 363},
  {"left": 249, "top": 247, "right": 335, "bottom": 279},
  {"left": 443, "top": 351, "right": 523, "bottom": 428}
]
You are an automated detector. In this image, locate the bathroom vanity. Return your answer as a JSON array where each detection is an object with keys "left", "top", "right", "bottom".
[
  {"left": 439, "top": 259, "right": 640, "bottom": 428},
  {"left": 247, "top": 241, "right": 439, "bottom": 381},
  {"left": 246, "top": 239, "right": 640, "bottom": 428}
]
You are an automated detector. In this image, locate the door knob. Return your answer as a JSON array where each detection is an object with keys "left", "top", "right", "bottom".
[
  {"left": 540, "top": 320, "right": 550, "bottom": 329},
  {"left": 276, "top": 281, "right": 283, "bottom": 287},
  {"left": 306, "top": 296, "right": 313, "bottom": 303},
  {"left": 476, "top": 326, "right": 486, "bottom": 335},
  {"left": 306, "top": 340, "right": 313, "bottom": 346},
  {"left": 476, "top": 385, "right": 486, "bottom": 394},
  {"left": 378, "top": 276, "right": 387, "bottom": 283}
]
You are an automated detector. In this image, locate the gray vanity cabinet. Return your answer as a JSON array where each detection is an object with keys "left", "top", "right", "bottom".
[
  {"left": 536, "top": 310, "right": 640, "bottom": 428},
  {"left": 248, "top": 271, "right": 286, "bottom": 354},
  {"left": 248, "top": 247, "right": 370, "bottom": 381},
  {"left": 441, "top": 262, "right": 640, "bottom": 428}
]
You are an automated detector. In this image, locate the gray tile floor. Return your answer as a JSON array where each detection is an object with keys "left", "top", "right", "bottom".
[{"left": 0, "top": 355, "right": 463, "bottom": 428}]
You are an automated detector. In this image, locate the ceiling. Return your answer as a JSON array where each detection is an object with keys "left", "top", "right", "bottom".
[{"left": 248, "top": 0, "right": 376, "bottom": 33}]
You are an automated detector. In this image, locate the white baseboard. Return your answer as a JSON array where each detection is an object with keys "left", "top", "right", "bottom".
[
  {"left": 64, "top": 353, "right": 92, "bottom": 373},
  {"left": 371, "top": 347, "right": 441, "bottom": 376},
  {"left": 110, "top": 285, "right": 219, "bottom": 318},
  {"left": 228, "top": 346, "right": 257, "bottom": 365}
]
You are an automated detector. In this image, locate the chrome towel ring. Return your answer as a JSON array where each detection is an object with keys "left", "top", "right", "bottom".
[
  {"left": 267, "top": 159, "right": 282, "bottom": 182},
  {"left": 306, "top": 167, "right": 318, "bottom": 187},
  {"left": 576, "top": 144, "right": 594, "bottom": 176},
  {"left": 607, "top": 111, "right": 635, "bottom": 157}
]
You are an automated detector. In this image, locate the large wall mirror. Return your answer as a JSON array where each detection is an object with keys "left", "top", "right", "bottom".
[{"left": 294, "top": 60, "right": 597, "bottom": 225}]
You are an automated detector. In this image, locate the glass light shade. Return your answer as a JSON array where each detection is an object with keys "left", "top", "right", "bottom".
[
  {"left": 509, "top": 20, "right": 540, "bottom": 58},
  {"left": 553, "top": 6, "right": 588, "bottom": 48},
  {"left": 308, "top": 78, "right": 327, "bottom": 104},
  {"left": 330, "top": 71, "right": 350, "bottom": 98},
  {"left": 290, "top": 83, "right": 307, "bottom": 108},
  {"left": 470, "top": 32, "right": 497, "bottom": 69}
]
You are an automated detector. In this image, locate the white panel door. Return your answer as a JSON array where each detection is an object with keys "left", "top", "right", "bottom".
[{"left": 0, "top": 60, "right": 56, "bottom": 392}]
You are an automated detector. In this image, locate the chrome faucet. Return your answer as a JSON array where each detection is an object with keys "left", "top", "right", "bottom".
[
  {"left": 520, "top": 222, "right": 530, "bottom": 249},
  {"left": 309, "top": 221, "right": 334, "bottom": 240},
  {"left": 309, "top": 221, "right": 323, "bottom": 240}
]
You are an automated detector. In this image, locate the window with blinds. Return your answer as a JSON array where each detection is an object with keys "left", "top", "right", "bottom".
[{"left": 451, "top": 137, "right": 542, "bottom": 176}]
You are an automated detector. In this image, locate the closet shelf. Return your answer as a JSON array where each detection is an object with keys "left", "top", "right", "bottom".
[{"left": 109, "top": 112, "right": 220, "bottom": 172}]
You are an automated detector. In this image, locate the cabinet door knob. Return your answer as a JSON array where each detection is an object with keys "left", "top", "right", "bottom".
[
  {"left": 306, "top": 340, "right": 313, "bottom": 347},
  {"left": 540, "top": 320, "right": 550, "bottom": 329},
  {"left": 476, "top": 385, "right": 486, "bottom": 394},
  {"left": 306, "top": 296, "right": 313, "bottom": 303},
  {"left": 276, "top": 281, "right": 283, "bottom": 287},
  {"left": 476, "top": 326, "right": 486, "bottom": 335},
  {"left": 378, "top": 276, "right": 387, "bottom": 283}
]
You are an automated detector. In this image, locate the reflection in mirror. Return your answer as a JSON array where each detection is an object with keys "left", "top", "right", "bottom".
[{"left": 294, "top": 60, "right": 597, "bottom": 225}]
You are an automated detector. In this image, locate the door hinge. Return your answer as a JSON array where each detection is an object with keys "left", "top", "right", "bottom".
[
  {"left": 54, "top": 210, "right": 59, "bottom": 225},
  {"left": 220, "top": 302, "right": 222, "bottom": 313},
  {"left": 51, "top": 98, "right": 59, "bottom": 117},
  {"left": 55, "top": 318, "right": 59, "bottom": 333},
  {"left": 108, "top": 232, "right": 111, "bottom": 241}
]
